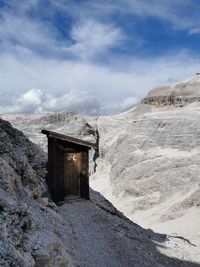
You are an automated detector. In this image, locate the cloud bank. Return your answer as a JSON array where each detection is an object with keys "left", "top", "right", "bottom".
[
  {"left": 0, "top": 89, "right": 138, "bottom": 115},
  {"left": 1, "top": 50, "right": 200, "bottom": 115}
]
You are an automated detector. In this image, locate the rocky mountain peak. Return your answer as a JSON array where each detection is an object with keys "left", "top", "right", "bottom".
[{"left": 141, "top": 74, "right": 200, "bottom": 107}]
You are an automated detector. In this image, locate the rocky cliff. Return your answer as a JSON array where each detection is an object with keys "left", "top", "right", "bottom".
[{"left": 141, "top": 75, "right": 200, "bottom": 107}]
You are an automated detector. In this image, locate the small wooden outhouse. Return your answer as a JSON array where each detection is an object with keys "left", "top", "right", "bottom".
[{"left": 41, "top": 129, "right": 97, "bottom": 202}]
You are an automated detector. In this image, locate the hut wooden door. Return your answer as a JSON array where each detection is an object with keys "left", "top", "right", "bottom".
[{"left": 64, "top": 152, "right": 82, "bottom": 196}]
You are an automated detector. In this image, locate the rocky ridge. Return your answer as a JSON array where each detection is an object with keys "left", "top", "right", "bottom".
[{"left": 141, "top": 75, "right": 200, "bottom": 107}]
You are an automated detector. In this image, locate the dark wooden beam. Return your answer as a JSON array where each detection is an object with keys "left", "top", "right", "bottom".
[{"left": 41, "top": 129, "right": 97, "bottom": 149}]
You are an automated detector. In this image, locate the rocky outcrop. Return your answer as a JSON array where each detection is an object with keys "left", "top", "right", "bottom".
[
  {"left": 142, "top": 94, "right": 200, "bottom": 106},
  {"left": 141, "top": 75, "right": 200, "bottom": 107},
  {"left": 0, "top": 119, "right": 47, "bottom": 199},
  {"left": 41, "top": 112, "right": 77, "bottom": 124}
]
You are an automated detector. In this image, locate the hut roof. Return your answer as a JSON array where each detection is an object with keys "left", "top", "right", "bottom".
[{"left": 41, "top": 129, "right": 97, "bottom": 149}]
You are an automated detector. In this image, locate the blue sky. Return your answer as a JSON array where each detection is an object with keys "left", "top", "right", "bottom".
[{"left": 1, "top": 0, "right": 200, "bottom": 114}]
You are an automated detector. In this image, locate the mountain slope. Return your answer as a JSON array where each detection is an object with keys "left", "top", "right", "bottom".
[
  {"left": 2, "top": 118, "right": 200, "bottom": 266},
  {"left": 91, "top": 75, "right": 200, "bottom": 246},
  {"left": 2, "top": 75, "right": 200, "bottom": 259}
]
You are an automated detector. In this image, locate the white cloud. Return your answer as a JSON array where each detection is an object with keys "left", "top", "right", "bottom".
[
  {"left": 69, "top": 20, "right": 124, "bottom": 60},
  {"left": 0, "top": 89, "right": 137, "bottom": 115},
  {"left": 0, "top": 89, "right": 43, "bottom": 114},
  {"left": 52, "top": 0, "right": 200, "bottom": 32},
  {"left": 1, "top": 50, "right": 200, "bottom": 115},
  {"left": 0, "top": 89, "right": 101, "bottom": 115},
  {"left": 0, "top": 88, "right": 138, "bottom": 115},
  {"left": 0, "top": 89, "right": 138, "bottom": 115},
  {"left": 1, "top": 1, "right": 200, "bottom": 115},
  {"left": 19, "top": 89, "right": 43, "bottom": 106},
  {"left": 0, "top": 3, "right": 125, "bottom": 61},
  {"left": 42, "top": 90, "right": 100, "bottom": 115},
  {"left": 108, "top": 0, "right": 198, "bottom": 31},
  {"left": 123, "top": 0, "right": 194, "bottom": 30},
  {"left": 100, "top": 97, "right": 139, "bottom": 115},
  {"left": 121, "top": 97, "right": 139, "bottom": 109},
  {"left": 188, "top": 27, "right": 200, "bottom": 35},
  {"left": 0, "top": 11, "right": 64, "bottom": 58}
]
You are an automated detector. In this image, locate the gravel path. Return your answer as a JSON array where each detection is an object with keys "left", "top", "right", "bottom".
[{"left": 58, "top": 192, "right": 200, "bottom": 267}]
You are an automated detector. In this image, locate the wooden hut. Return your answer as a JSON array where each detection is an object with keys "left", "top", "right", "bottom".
[{"left": 41, "top": 129, "right": 97, "bottom": 202}]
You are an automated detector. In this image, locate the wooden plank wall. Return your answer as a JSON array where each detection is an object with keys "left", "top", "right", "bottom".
[{"left": 47, "top": 137, "right": 65, "bottom": 202}]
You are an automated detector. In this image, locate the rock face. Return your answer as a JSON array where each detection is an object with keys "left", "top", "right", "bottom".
[
  {"left": 0, "top": 119, "right": 47, "bottom": 201},
  {"left": 141, "top": 75, "right": 200, "bottom": 107},
  {"left": 92, "top": 108, "right": 200, "bottom": 244},
  {"left": 91, "top": 75, "right": 200, "bottom": 246}
]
